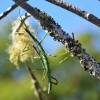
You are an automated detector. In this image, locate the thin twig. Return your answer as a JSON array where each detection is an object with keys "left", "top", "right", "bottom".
[
  {"left": 0, "top": 0, "right": 28, "bottom": 20},
  {"left": 46, "top": 0, "right": 100, "bottom": 28},
  {"left": 0, "top": 4, "right": 17, "bottom": 20},
  {"left": 25, "top": 60, "right": 43, "bottom": 100},
  {"left": 25, "top": 61, "right": 51, "bottom": 100},
  {"left": 13, "top": 0, "right": 100, "bottom": 79}
]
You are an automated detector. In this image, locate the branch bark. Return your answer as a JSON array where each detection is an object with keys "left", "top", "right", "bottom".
[
  {"left": 0, "top": 4, "right": 17, "bottom": 20},
  {"left": 0, "top": 0, "right": 28, "bottom": 20},
  {"left": 46, "top": 0, "right": 100, "bottom": 28}
]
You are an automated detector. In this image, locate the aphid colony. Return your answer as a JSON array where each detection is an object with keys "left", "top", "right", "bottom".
[{"left": 32, "top": 7, "right": 100, "bottom": 78}]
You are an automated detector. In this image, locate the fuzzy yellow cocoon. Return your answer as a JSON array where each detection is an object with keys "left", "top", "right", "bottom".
[{"left": 7, "top": 18, "right": 34, "bottom": 66}]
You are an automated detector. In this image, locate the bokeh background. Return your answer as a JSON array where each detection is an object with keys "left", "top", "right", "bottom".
[{"left": 0, "top": 0, "right": 100, "bottom": 100}]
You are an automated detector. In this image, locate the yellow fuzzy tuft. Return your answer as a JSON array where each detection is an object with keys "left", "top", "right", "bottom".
[{"left": 7, "top": 18, "right": 35, "bottom": 67}]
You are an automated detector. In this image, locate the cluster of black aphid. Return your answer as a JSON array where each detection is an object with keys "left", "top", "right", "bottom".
[
  {"left": 64, "top": 33, "right": 100, "bottom": 78},
  {"left": 33, "top": 7, "right": 100, "bottom": 79},
  {"left": 65, "top": 36, "right": 100, "bottom": 78}
]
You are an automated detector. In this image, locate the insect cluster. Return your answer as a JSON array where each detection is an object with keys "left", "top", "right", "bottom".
[{"left": 32, "top": 7, "right": 100, "bottom": 79}]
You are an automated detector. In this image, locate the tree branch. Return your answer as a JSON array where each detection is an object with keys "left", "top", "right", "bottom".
[
  {"left": 46, "top": 0, "right": 100, "bottom": 28},
  {"left": 25, "top": 61, "right": 52, "bottom": 100},
  {"left": 13, "top": 0, "right": 100, "bottom": 79},
  {"left": 0, "top": 0, "right": 28, "bottom": 20}
]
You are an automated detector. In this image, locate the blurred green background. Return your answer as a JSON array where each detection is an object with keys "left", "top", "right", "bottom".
[{"left": 0, "top": 17, "right": 100, "bottom": 100}]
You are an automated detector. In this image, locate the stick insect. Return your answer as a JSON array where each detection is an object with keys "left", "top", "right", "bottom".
[{"left": 19, "top": 16, "right": 58, "bottom": 94}]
